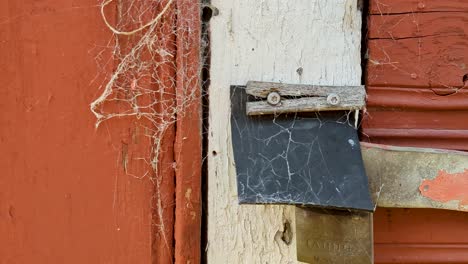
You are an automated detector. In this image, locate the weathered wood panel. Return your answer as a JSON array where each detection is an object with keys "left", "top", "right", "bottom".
[
  {"left": 374, "top": 208, "right": 468, "bottom": 263},
  {"left": 367, "top": 12, "right": 468, "bottom": 88},
  {"left": 0, "top": 1, "right": 156, "bottom": 263},
  {"left": 246, "top": 81, "right": 365, "bottom": 115},
  {"left": 0, "top": 1, "right": 202, "bottom": 263},
  {"left": 365, "top": 5, "right": 468, "bottom": 150},
  {"left": 174, "top": 0, "right": 202, "bottom": 263},
  {"left": 208, "top": 0, "right": 362, "bottom": 262},
  {"left": 367, "top": 1, "right": 468, "bottom": 262},
  {"left": 370, "top": 0, "right": 468, "bottom": 14}
]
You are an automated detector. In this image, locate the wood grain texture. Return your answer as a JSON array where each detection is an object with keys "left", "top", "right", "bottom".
[
  {"left": 246, "top": 81, "right": 364, "bottom": 98},
  {"left": 246, "top": 81, "right": 365, "bottom": 115},
  {"left": 366, "top": 87, "right": 468, "bottom": 110},
  {"left": 374, "top": 208, "right": 468, "bottom": 264},
  {"left": 174, "top": 0, "right": 202, "bottom": 263},
  {"left": 364, "top": 8, "right": 468, "bottom": 150},
  {"left": 150, "top": 1, "right": 176, "bottom": 262},
  {"left": 0, "top": 1, "right": 156, "bottom": 263},
  {"left": 208, "top": 0, "right": 362, "bottom": 262},
  {"left": 370, "top": 0, "right": 468, "bottom": 14},
  {"left": 367, "top": 11, "right": 468, "bottom": 88},
  {"left": 247, "top": 97, "right": 363, "bottom": 115},
  {"left": 366, "top": 2, "right": 468, "bottom": 262}
]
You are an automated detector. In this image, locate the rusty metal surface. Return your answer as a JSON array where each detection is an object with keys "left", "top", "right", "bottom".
[{"left": 296, "top": 207, "right": 373, "bottom": 264}]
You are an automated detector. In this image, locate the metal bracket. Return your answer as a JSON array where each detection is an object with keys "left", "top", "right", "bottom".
[
  {"left": 246, "top": 81, "right": 366, "bottom": 115},
  {"left": 230, "top": 84, "right": 374, "bottom": 211},
  {"left": 231, "top": 82, "right": 374, "bottom": 263}
]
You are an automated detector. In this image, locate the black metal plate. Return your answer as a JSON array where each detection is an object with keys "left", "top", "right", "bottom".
[{"left": 231, "top": 86, "right": 374, "bottom": 211}]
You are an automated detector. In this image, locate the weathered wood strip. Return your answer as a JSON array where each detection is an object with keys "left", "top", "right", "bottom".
[
  {"left": 370, "top": 0, "right": 468, "bottom": 14},
  {"left": 366, "top": 87, "right": 468, "bottom": 110},
  {"left": 246, "top": 97, "right": 364, "bottom": 115},
  {"left": 174, "top": 0, "right": 202, "bottom": 263},
  {"left": 246, "top": 81, "right": 364, "bottom": 98}
]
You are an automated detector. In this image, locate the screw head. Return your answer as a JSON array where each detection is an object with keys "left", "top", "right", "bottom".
[
  {"left": 327, "top": 93, "right": 340, "bottom": 106},
  {"left": 267, "top": 92, "right": 281, "bottom": 106}
]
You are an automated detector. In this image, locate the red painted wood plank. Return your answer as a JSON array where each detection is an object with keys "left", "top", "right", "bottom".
[
  {"left": 374, "top": 208, "right": 468, "bottom": 263},
  {"left": 366, "top": 87, "right": 468, "bottom": 110},
  {"left": 174, "top": 1, "right": 202, "bottom": 263},
  {"left": 362, "top": 86, "right": 468, "bottom": 150},
  {"left": 363, "top": 110, "right": 468, "bottom": 130},
  {"left": 370, "top": 0, "right": 468, "bottom": 14},
  {"left": 151, "top": 1, "right": 177, "bottom": 263},
  {"left": 367, "top": 2, "right": 468, "bottom": 262},
  {"left": 367, "top": 12, "right": 468, "bottom": 88},
  {"left": 0, "top": 1, "right": 155, "bottom": 263},
  {"left": 368, "top": 12, "right": 468, "bottom": 40},
  {"left": 367, "top": 37, "right": 468, "bottom": 88}
]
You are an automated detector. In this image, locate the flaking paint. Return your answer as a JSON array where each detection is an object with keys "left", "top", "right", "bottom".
[{"left": 420, "top": 169, "right": 468, "bottom": 211}]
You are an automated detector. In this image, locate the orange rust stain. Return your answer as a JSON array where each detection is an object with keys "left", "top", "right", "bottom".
[{"left": 419, "top": 169, "right": 468, "bottom": 210}]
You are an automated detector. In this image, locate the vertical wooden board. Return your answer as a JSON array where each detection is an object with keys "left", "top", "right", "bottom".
[
  {"left": 151, "top": 1, "right": 177, "bottom": 263},
  {"left": 0, "top": 1, "right": 160, "bottom": 263},
  {"left": 208, "top": 0, "right": 362, "bottom": 262},
  {"left": 174, "top": 0, "right": 202, "bottom": 263}
]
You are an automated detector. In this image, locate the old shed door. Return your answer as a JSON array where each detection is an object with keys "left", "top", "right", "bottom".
[
  {"left": 364, "top": 0, "right": 468, "bottom": 263},
  {"left": 0, "top": 1, "right": 201, "bottom": 263}
]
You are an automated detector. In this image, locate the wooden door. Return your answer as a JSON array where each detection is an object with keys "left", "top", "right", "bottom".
[
  {"left": 364, "top": 1, "right": 468, "bottom": 262},
  {"left": 0, "top": 1, "right": 201, "bottom": 263}
]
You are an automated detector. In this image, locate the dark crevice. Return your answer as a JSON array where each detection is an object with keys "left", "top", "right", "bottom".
[
  {"left": 358, "top": 0, "right": 369, "bottom": 137},
  {"left": 171, "top": 5, "right": 179, "bottom": 264},
  {"left": 361, "top": 0, "right": 369, "bottom": 87},
  {"left": 200, "top": 1, "right": 212, "bottom": 263},
  {"left": 280, "top": 221, "right": 293, "bottom": 245}
]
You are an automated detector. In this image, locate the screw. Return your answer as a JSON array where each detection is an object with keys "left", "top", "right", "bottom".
[
  {"left": 267, "top": 92, "right": 281, "bottom": 106},
  {"left": 327, "top": 93, "right": 340, "bottom": 106}
]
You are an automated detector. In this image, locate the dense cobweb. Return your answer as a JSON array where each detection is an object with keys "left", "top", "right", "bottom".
[{"left": 90, "top": 0, "right": 204, "bottom": 260}]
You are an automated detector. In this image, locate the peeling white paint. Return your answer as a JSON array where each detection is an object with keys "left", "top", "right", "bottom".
[{"left": 208, "top": 1, "right": 362, "bottom": 262}]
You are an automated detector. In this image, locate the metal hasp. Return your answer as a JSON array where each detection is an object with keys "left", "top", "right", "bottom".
[{"left": 230, "top": 82, "right": 374, "bottom": 211}]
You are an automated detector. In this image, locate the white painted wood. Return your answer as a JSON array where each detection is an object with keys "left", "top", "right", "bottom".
[{"left": 208, "top": 1, "right": 362, "bottom": 263}]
